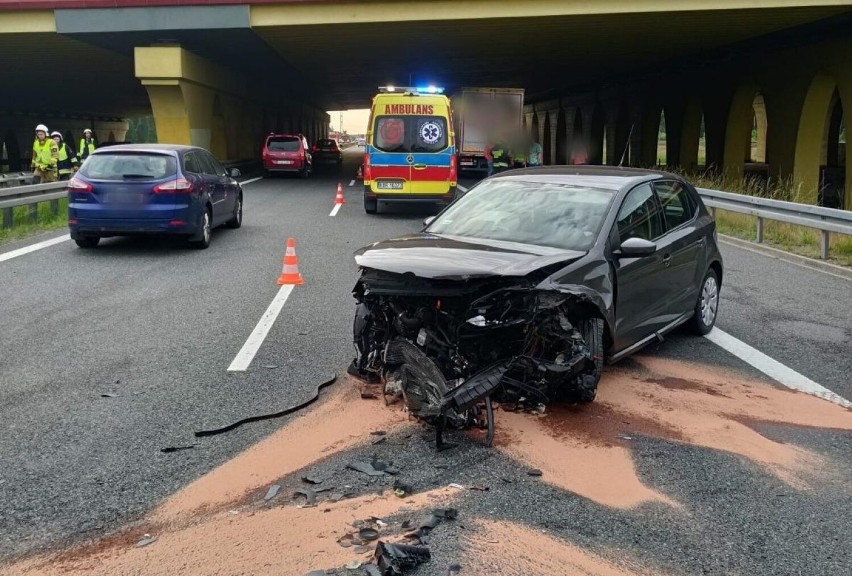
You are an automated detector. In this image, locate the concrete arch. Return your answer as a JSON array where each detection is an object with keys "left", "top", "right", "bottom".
[
  {"left": 793, "top": 73, "right": 840, "bottom": 205},
  {"left": 723, "top": 81, "right": 761, "bottom": 182},
  {"left": 555, "top": 108, "right": 568, "bottom": 164},
  {"left": 210, "top": 94, "right": 227, "bottom": 159},
  {"left": 589, "top": 103, "right": 605, "bottom": 165},
  {"left": 679, "top": 97, "right": 703, "bottom": 172},
  {"left": 542, "top": 113, "right": 552, "bottom": 165}
]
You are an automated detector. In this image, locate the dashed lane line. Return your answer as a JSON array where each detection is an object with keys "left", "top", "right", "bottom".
[
  {"left": 458, "top": 184, "right": 468, "bottom": 192},
  {"left": 240, "top": 176, "right": 264, "bottom": 185},
  {"left": 349, "top": 179, "right": 355, "bottom": 187},
  {"left": 227, "top": 284, "right": 295, "bottom": 372},
  {"left": 0, "top": 234, "right": 70, "bottom": 263},
  {"left": 329, "top": 203, "right": 342, "bottom": 217},
  {"left": 705, "top": 327, "right": 851, "bottom": 408}
]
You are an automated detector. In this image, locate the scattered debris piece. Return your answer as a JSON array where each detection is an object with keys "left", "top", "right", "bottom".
[
  {"left": 359, "top": 527, "right": 380, "bottom": 541},
  {"left": 393, "top": 479, "right": 413, "bottom": 497},
  {"left": 448, "top": 483, "right": 464, "bottom": 490},
  {"left": 470, "top": 484, "right": 489, "bottom": 491},
  {"left": 376, "top": 519, "right": 388, "bottom": 527},
  {"left": 348, "top": 461, "right": 385, "bottom": 477},
  {"left": 618, "top": 435, "right": 633, "bottom": 440},
  {"left": 370, "top": 430, "right": 387, "bottom": 436},
  {"left": 160, "top": 445, "right": 196, "bottom": 453},
  {"left": 447, "top": 564, "right": 462, "bottom": 574},
  {"left": 361, "top": 391, "right": 378, "bottom": 399},
  {"left": 264, "top": 484, "right": 281, "bottom": 501},
  {"left": 374, "top": 541, "right": 431, "bottom": 575},
  {"left": 194, "top": 374, "right": 337, "bottom": 437},
  {"left": 100, "top": 393, "right": 117, "bottom": 398},
  {"left": 400, "top": 519, "right": 412, "bottom": 530},
  {"left": 346, "top": 560, "right": 362, "bottom": 570},
  {"left": 135, "top": 534, "right": 156, "bottom": 548},
  {"left": 527, "top": 468, "right": 543, "bottom": 477},
  {"left": 302, "top": 475, "right": 323, "bottom": 484},
  {"left": 384, "top": 466, "right": 400, "bottom": 475},
  {"left": 372, "top": 436, "right": 387, "bottom": 445},
  {"left": 294, "top": 489, "right": 317, "bottom": 506},
  {"left": 305, "top": 570, "right": 327, "bottom": 576},
  {"left": 262, "top": 365, "right": 279, "bottom": 369},
  {"left": 337, "top": 535, "right": 354, "bottom": 548},
  {"left": 354, "top": 545, "right": 373, "bottom": 554},
  {"left": 364, "top": 565, "right": 382, "bottom": 576},
  {"left": 370, "top": 457, "right": 389, "bottom": 472}
]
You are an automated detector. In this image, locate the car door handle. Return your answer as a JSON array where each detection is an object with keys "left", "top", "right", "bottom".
[
  {"left": 662, "top": 253, "right": 672, "bottom": 266},
  {"left": 413, "top": 164, "right": 427, "bottom": 170}
]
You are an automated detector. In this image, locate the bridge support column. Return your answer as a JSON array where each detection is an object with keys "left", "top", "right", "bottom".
[{"left": 135, "top": 46, "right": 247, "bottom": 160}]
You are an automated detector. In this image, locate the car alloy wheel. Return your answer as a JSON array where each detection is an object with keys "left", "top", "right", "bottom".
[{"left": 700, "top": 275, "right": 718, "bottom": 327}]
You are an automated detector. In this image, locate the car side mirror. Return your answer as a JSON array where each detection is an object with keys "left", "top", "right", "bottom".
[
  {"left": 229, "top": 168, "right": 241, "bottom": 178},
  {"left": 616, "top": 237, "right": 656, "bottom": 257},
  {"left": 422, "top": 216, "right": 436, "bottom": 228}
]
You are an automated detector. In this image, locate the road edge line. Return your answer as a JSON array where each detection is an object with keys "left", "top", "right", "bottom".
[
  {"left": 240, "top": 176, "right": 264, "bottom": 186},
  {"left": 719, "top": 234, "right": 852, "bottom": 281},
  {"left": 705, "top": 327, "right": 851, "bottom": 408},
  {"left": 0, "top": 234, "right": 71, "bottom": 263},
  {"left": 227, "top": 284, "right": 295, "bottom": 372}
]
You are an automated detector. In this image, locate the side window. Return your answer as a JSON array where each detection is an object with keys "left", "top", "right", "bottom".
[
  {"left": 203, "top": 152, "right": 225, "bottom": 176},
  {"left": 654, "top": 180, "right": 697, "bottom": 230},
  {"left": 194, "top": 152, "right": 216, "bottom": 176},
  {"left": 617, "top": 184, "right": 664, "bottom": 242},
  {"left": 183, "top": 152, "right": 201, "bottom": 174}
]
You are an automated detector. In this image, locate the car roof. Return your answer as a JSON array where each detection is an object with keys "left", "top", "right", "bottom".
[
  {"left": 266, "top": 133, "right": 303, "bottom": 139},
  {"left": 491, "top": 165, "right": 683, "bottom": 190},
  {"left": 90, "top": 143, "right": 198, "bottom": 155}
]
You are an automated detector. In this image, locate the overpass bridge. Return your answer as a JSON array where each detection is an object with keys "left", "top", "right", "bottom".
[{"left": 0, "top": 0, "right": 850, "bottom": 207}]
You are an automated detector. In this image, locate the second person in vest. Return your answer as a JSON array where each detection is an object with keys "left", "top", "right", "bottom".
[
  {"left": 79, "top": 128, "right": 96, "bottom": 161},
  {"left": 51, "top": 132, "right": 80, "bottom": 181}
]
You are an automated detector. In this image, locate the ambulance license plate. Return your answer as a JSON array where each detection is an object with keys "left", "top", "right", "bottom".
[{"left": 377, "top": 181, "right": 404, "bottom": 190}]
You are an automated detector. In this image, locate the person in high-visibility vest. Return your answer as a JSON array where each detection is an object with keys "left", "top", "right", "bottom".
[
  {"left": 78, "top": 128, "right": 96, "bottom": 161},
  {"left": 51, "top": 131, "right": 79, "bottom": 181},
  {"left": 490, "top": 138, "right": 512, "bottom": 174},
  {"left": 31, "top": 124, "right": 59, "bottom": 183}
]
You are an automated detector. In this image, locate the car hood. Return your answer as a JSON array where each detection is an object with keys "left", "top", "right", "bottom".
[{"left": 354, "top": 234, "right": 586, "bottom": 280}]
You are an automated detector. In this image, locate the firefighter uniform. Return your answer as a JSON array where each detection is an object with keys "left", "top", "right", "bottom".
[
  {"left": 32, "top": 137, "right": 59, "bottom": 183},
  {"left": 79, "top": 131, "right": 96, "bottom": 161},
  {"left": 491, "top": 142, "right": 511, "bottom": 173},
  {"left": 53, "top": 133, "right": 79, "bottom": 181}
]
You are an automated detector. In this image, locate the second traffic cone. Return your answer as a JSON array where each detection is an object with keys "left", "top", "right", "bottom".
[
  {"left": 335, "top": 182, "right": 345, "bottom": 205},
  {"left": 277, "top": 237, "right": 305, "bottom": 285}
]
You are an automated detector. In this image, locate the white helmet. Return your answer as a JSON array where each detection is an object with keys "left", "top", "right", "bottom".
[
  {"left": 35, "top": 124, "right": 48, "bottom": 133},
  {"left": 83, "top": 128, "right": 93, "bottom": 134},
  {"left": 50, "top": 131, "right": 62, "bottom": 139}
]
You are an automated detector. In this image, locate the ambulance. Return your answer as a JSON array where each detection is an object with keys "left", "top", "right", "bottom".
[{"left": 362, "top": 86, "right": 457, "bottom": 214}]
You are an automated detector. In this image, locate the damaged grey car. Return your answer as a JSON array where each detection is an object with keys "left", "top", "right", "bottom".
[{"left": 350, "top": 166, "right": 723, "bottom": 446}]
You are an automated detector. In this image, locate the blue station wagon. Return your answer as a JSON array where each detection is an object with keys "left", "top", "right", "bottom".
[{"left": 67, "top": 144, "right": 243, "bottom": 249}]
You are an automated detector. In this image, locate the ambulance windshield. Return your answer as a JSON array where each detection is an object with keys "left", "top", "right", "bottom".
[{"left": 373, "top": 116, "right": 448, "bottom": 153}]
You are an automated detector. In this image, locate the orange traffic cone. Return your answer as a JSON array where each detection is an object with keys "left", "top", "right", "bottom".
[
  {"left": 335, "top": 182, "right": 345, "bottom": 205},
  {"left": 276, "top": 237, "right": 305, "bottom": 285}
]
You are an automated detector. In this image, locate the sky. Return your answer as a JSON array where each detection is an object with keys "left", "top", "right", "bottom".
[{"left": 327, "top": 109, "right": 370, "bottom": 135}]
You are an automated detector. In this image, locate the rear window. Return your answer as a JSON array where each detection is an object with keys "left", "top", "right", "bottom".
[
  {"left": 373, "top": 115, "right": 448, "bottom": 153},
  {"left": 80, "top": 153, "right": 176, "bottom": 181},
  {"left": 317, "top": 139, "right": 337, "bottom": 147},
  {"left": 267, "top": 137, "right": 300, "bottom": 152}
]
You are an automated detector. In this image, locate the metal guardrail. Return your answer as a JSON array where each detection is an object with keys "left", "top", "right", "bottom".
[
  {"left": 697, "top": 187, "right": 852, "bottom": 259},
  {"left": 0, "top": 172, "right": 35, "bottom": 188}
]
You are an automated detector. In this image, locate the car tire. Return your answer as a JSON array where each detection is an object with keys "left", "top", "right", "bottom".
[
  {"left": 300, "top": 165, "right": 309, "bottom": 179},
  {"left": 688, "top": 268, "right": 720, "bottom": 335},
  {"left": 565, "top": 317, "right": 604, "bottom": 404},
  {"left": 75, "top": 236, "right": 100, "bottom": 249},
  {"left": 364, "top": 192, "right": 377, "bottom": 214},
  {"left": 189, "top": 208, "right": 212, "bottom": 249},
  {"left": 226, "top": 194, "right": 242, "bottom": 229}
]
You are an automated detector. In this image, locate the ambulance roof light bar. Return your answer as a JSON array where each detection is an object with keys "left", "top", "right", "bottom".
[{"left": 378, "top": 85, "right": 445, "bottom": 94}]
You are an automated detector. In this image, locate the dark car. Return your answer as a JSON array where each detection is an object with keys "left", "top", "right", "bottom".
[
  {"left": 349, "top": 166, "right": 722, "bottom": 434},
  {"left": 311, "top": 138, "right": 342, "bottom": 166},
  {"left": 262, "top": 133, "right": 312, "bottom": 177},
  {"left": 67, "top": 144, "right": 243, "bottom": 249}
]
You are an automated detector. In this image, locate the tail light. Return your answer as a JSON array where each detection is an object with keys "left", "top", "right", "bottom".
[
  {"left": 153, "top": 178, "right": 193, "bottom": 194},
  {"left": 449, "top": 154, "right": 457, "bottom": 183},
  {"left": 67, "top": 177, "right": 93, "bottom": 193},
  {"left": 363, "top": 153, "right": 372, "bottom": 181},
  {"left": 312, "top": 145, "right": 319, "bottom": 152}
]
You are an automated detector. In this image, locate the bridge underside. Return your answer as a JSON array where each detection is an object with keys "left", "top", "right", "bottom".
[{"left": 0, "top": 1, "right": 850, "bottom": 205}]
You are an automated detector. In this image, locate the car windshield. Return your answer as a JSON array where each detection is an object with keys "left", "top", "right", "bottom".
[
  {"left": 373, "top": 115, "right": 448, "bottom": 153},
  {"left": 317, "top": 140, "right": 336, "bottom": 147},
  {"left": 79, "top": 153, "right": 176, "bottom": 180},
  {"left": 267, "top": 137, "right": 300, "bottom": 151},
  {"left": 427, "top": 179, "right": 615, "bottom": 251}
]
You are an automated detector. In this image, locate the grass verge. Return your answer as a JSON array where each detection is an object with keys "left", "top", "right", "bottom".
[{"left": 0, "top": 198, "right": 69, "bottom": 246}]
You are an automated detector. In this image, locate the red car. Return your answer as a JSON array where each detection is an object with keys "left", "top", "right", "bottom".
[{"left": 262, "top": 133, "right": 312, "bottom": 178}]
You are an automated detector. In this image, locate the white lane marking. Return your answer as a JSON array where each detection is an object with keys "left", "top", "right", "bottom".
[
  {"left": 705, "top": 327, "right": 851, "bottom": 408},
  {"left": 349, "top": 179, "right": 355, "bottom": 187},
  {"left": 240, "top": 176, "right": 263, "bottom": 185},
  {"left": 329, "top": 203, "right": 342, "bottom": 217},
  {"left": 0, "top": 234, "right": 70, "bottom": 263},
  {"left": 227, "top": 284, "right": 295, "bottom": 372},
  {"left": 457, "top": 184, "right": 468, "bottom": 192}
]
